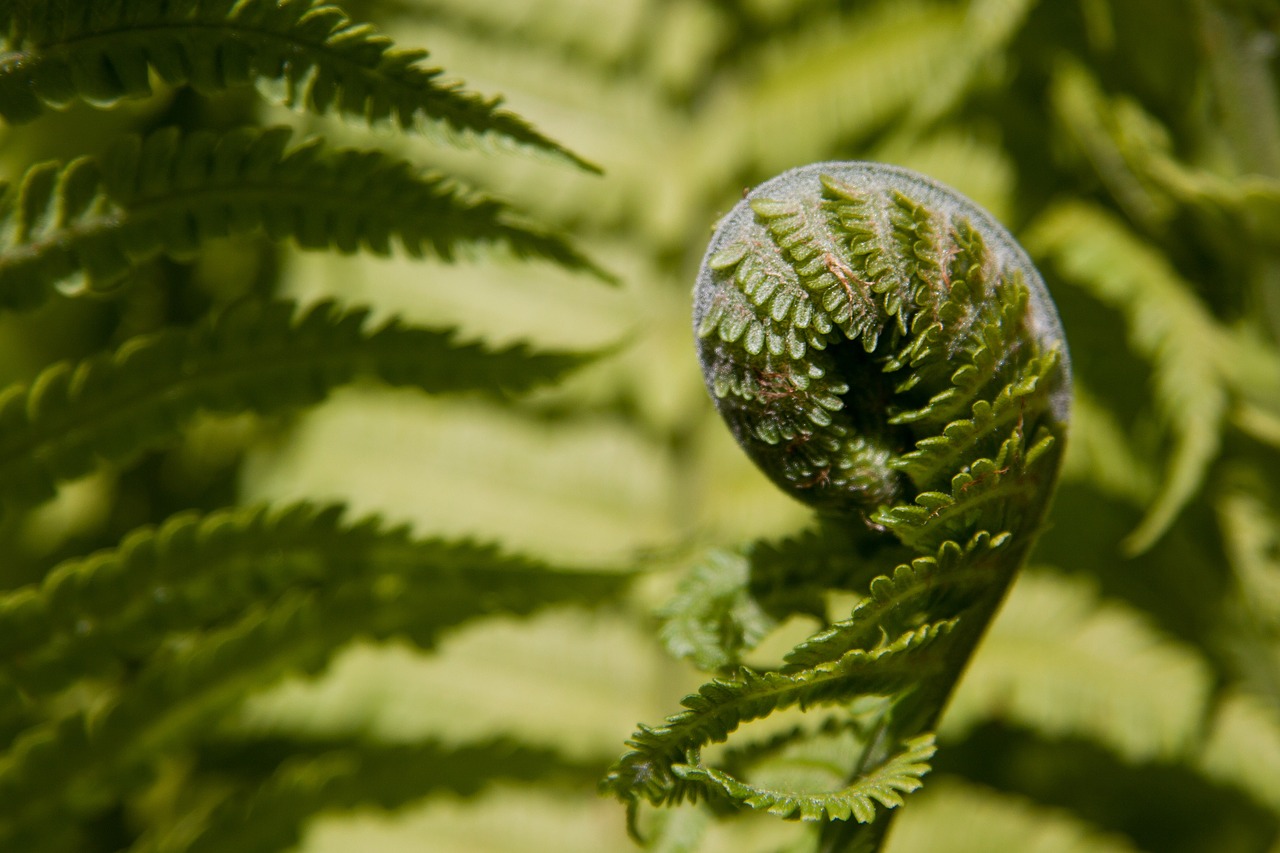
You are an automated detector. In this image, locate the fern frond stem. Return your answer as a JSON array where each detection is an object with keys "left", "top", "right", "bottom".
[{"left": 816, "top": 560, "right": 1026, "bottom": 852}]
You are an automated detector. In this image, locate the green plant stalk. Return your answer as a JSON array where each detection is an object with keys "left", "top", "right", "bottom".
[{"left": 815, "top": 531, "right": 1042, "bottom": 852}]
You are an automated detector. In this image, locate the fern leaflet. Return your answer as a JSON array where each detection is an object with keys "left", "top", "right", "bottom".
[
  {"left": 0, "top": 298, "right": 587, "bottom": 514},
  {"left": 0, "top": 0, "right": 598, "bottom": 170},
  {"left": 0, "top": 501, "right": 631, "bottom": 698},
  {"left": 0, "top": 125, "right": 610, "bottom": 311},
  {"left": 158, "top": 737, "right": 600, "bottom": 853},
  {"left": 1026, "top": 201, "right": 1228, "bottom": 553},
  {"left": 0, "top": 501, "right": 630, "bottom": 848},
  {"left": 601, "top": 621, "right": 953, "bottom": 808},
  {"left": 676, "top": 733, "right": 935, "bottom": 823},
  {"left": 942, "top": 569, "right": 1212, "bottom": 762}
]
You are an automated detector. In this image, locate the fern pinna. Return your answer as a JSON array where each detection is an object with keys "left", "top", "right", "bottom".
[
  {"left": 604, "top": 163, "right": 1070, "bottom": 850},
  {"left": 0, "top": 1, "right": 621, "bottom": 851}
]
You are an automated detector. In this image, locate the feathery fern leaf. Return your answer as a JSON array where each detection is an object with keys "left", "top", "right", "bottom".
[
  {"left": 1048, "top": 59, "right": 1178, "bottom": 230},
  {"left": 0, "top": 502, "right": 630, "bottom": 848},
  {"left": 659, "top": 548, "right": 777, "bottom": 672},
  {"left": 157, "top": 737, "right": 601, "bottom": 853},
  {"left": 782, "top": 531, "right": 1012, "bottom": 672},
  {"left": 890, "top": 352, "right": 1061, "bottom": 490},
  {"left": 0, "top": 500, "right": 631, "bottom": 699},
  {"left": 0, "top": 0, "right": 598, "bottom": 170},
  {"left": 0, "top": 125, "right": 609, "bottom": 311},
  {"left": 675, "top": 733, "right": 935, "bottom": 823},
  {"left": 1217, "top": 480, "right": 1280, "bottom": 629},
  {"left": 942, "top": 569, "right": 1212, "bottom": 762},
  {"left": 1199, "top": 690, "right": 1280, "bottom": 817},
  {"left": 899, "top": 0, "right": 1038, "bottom": 130},
  {"left": 694, "top": 2, "right": 963, "bottom": 182},
  {"left": 871, "top": 429, "right": 1058, "bottom": 553},
  {"left": 0, "top": 298, "right": 586, "bottom": 515},
  {"left": 887, "top": 779, "right": 1143, "bottom": 853},
  {"left": 1060, "top": 384, "right": 1157, "bottom": 505},
  {"left": 1052, "top": 56, "right": 1280, "bottom": 251},
  {"left": 735, "top": 521, "right": 912, "bottom": 623},
  {"left": 602, "top": 621, "right": 953, "bottom": 808},
  {"left": 1026, "top": 201, "right": 1228, "bottom": 553}
]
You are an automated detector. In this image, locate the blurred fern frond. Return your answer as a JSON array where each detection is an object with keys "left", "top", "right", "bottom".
[
  {"left": 1026, "top": 202, "right": 1229, "bottom": 554},
  {"left": 0, "top": 500, "right": 629, "bottom": 850},
  {"left": 0, "top": 125, "right": 609, "bottom": 310},
  {"left": 0, "top": 298, "right": 584, "bottom": 515},
  {"left": 0, "top": 0, "right": 597, "bottom": 169}
]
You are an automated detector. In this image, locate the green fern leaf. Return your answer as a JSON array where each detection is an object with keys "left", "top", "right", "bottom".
[
  {"left": 1199, "top": 690, "right": 1280, "bottom": 817},
  {"left": 659, "top": 548, "right": 777, "bottom": 672},
  {"left": 0, "top": 0, "right": 597, "bottom": 171},
  {"left": 1217, "top": 477, "right": 1280, "bottom": 644},
  {"left": 601, "top": 621, "right": 953, "bottom": 808},
  {"left": 0, "top": 500, "right": 631, "bottom": 699},
  {"left": 697, "top": 3, "right": 964, "bottom": 177},
  {"left": 1025, "top": 201, "right": 1228, "bottom": 553},
  {"left": 782, "top": 531, "right": 1012, "bottom": 672},
  {"left": 157, "top": 737, "right": 600, "bottom": 853},
  {"left": 890, "top": 351, "right": 1061, "bottom": 490},
  {"left": 675, "top": 733, "right": 935, "bottom": 823},
  {"left": 0, "top": 298, "right": 586, "bottom": 514},
  {"left": 1060, "top": 383, "right": 1157, "bottom": 505},
  {"left": 888, "top": 779, "right": 1143, "bottom": 853},
  {"left": 0, "top": 125, "right": 609, "bottom": 310},
  {"left": 872, "top": 429, "right": 1058, "bottom": 552},
  {"left": 1050, "top": 56, "right": 1280, "bottom": 253},
  {"left": 898, "top": 0, "right": 1037, "bottom": 130},
  {"left": 744, "top": 521, "right": 912, "bottom": 620},
  {"left": 0, "top": 502, "right": 630, "bottom": 847},
  {"left": 942, "top": 569, "right": 1212, "bottom": 762}
]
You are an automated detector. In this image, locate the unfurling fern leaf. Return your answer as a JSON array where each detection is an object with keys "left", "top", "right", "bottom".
[
  {"left": 0, "top": 298, "right": 586, "bottom": 514},
  {"left": 0, "top": 0, "right": 598, "bottom": 170},
  {"left": 0, "top": 125, "right": 610, "bottom": 310},
  {"left": 676, "top": 733, "right": 936, "bottom": 822},
  {"left": 606, "top": 162, "right": 1070, "bottom": 850}
]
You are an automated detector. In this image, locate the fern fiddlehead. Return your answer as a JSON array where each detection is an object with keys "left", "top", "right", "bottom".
[{"left": 605, "top": 163, "right": 1070, "bottom": 849}]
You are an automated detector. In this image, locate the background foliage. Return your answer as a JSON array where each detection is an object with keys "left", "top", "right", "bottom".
[{"left": 2, "top": 0, "right": 1280, "bottom": 851}]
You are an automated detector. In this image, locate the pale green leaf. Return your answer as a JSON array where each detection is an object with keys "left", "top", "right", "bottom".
[
  {"left": 887, "top": 778, "right": 1144, "bottom": 853},
  {"left": 1026, "top": 201, "right": 1229, "bottom": 553},
  {"left": 943, "top": 569, "right": 1213, "bottom": 762}
]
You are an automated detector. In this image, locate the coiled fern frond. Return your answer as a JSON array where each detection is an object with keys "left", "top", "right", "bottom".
[{"left": 605, "top": 162, "right": 1070, "bottom": 850}]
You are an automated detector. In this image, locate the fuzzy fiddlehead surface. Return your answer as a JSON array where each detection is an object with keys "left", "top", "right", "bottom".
[{"left": 605, "top": 163, "right": 1071, "bottom": 849}]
